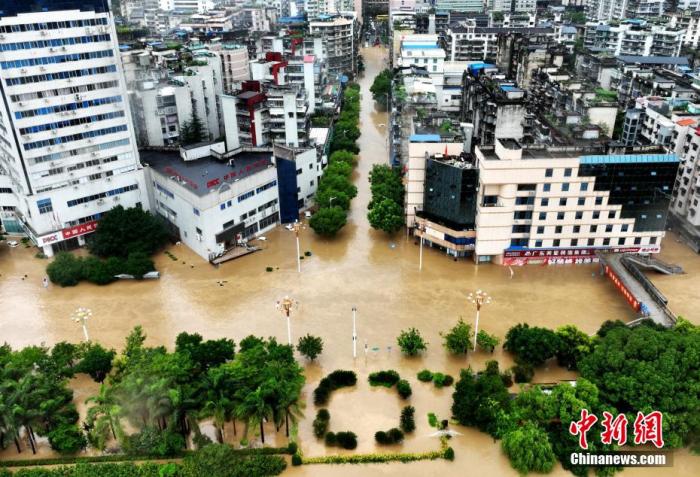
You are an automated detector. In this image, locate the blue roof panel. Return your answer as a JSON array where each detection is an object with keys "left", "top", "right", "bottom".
[
  {"left": 580, "top": 154, "right": 678, "bottom": 164},
  {"left": 410, "top": 134, "right": 441, "bottom": 142}
]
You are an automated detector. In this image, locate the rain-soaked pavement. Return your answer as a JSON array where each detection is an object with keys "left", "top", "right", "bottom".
[{"left": 1, "top": 46, "right": 699, "bottom": 475}]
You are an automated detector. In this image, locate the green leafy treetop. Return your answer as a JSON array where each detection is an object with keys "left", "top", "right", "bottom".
[
  {"left": 87, "top": 205, "right": 169, "bottom": 259},
  {"left": 368, "top": 198, "right": 404, "bottom": 234},
  {"left": 297, "top": 334, "right": 323, "bottom": 361},
  {"left": 309, "top": 207, "right": 347, "bottom": 237},
  {"left": 397, "top": 328, "right": 427, "bottom": 356},
  {"left": 441, "top": 318, "right": 473, "bottom": 355}
]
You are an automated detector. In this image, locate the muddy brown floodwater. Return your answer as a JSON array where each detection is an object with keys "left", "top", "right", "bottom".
[{"left": 1, "top": 46, "right": 699, "bottom": 475}]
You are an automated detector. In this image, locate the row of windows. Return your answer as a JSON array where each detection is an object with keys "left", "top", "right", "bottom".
[
  {"left": 19, "top": 110, "right": 125, "bottom": 135},
  {"left": 32, "top": 138, "right": 130, "bottom": 164},
  {"left": 1, "top": 49, "right": 114, "bottom": 70},
  {"left": 0, "top": 34, "right": 111, "bottom": 52},
  {"left": 256, "top": 180, "right": 277, "bottom": 194},
  {"left": 238, "top": 190, "right": 255, "bottom": 203},
  {"left": 10, "top": 80, "right": 119, "bottom": 103},
  {"left": 542, "top": 182, "right": 589, "bottom": 192},
  {"left": 24, "top": 125, "right": 128, "bottom": 151},
  {"left": 4, "top": 64, "right": 118, "bottom": 87},
  {"left": 67, "top": 183, "right": 138, "bottom": 207},
  {"left": 16, "top": 95, "right": 122, "bottom": 120},
  {"left": 523, "top": 236, "right": 658, "bottom": 248},
  {"left": 514, "top": 223, "right": 632, "bottom": 235},
  {"left": 0, "top": 187, "right": 12, "bottom": 194},
  {"left": 539, "top": 196, "right": 605, "bottom": 207},
  {"left": 0, "top": 18, "right": 108, "bottom": 34},
  {"left": 67, "top": 158, "right": 99, "bottom": 171}
]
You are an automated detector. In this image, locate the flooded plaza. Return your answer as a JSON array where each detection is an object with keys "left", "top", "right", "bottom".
[{"left": 1, "top": 46, "right": 699, "bottom": 476}]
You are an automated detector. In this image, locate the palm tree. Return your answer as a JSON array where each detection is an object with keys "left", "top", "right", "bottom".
[
  {"left": 85, "top": 384, "right": 122, "bottom": 450},
  {"left": 236, "top": 388, "right": 273, "bottom": 445}
]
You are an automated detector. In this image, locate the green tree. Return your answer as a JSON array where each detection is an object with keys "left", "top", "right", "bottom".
[
  {"left": 370, "top": 69, "right": 392, "bottom": 107},
  {"left": 46, "top": 252, "right": 83, "bottom": 287},
  {"left": 76, "top": 343, "right": 116, "bottom": 383},
  {"left": 329, "top": 150, "right": 356, "bottom": 165},
  {"left": 180, "top": 110, "right": 206, "bottom": 145},
  {"left": 124, "top": 252, "right": 155, "bottom": 278},
  {"left": 555, "top": 325, "right": 593, "bottom": 370},
  {"left": 316, "top": 188, "right": 350, "bottom": 211},
  {"left": 504, "top": 323, "right": 560, "bottom": 367},
  {"left": 441, "top": 318, "right": 473, "bottom": 355},
  {"left": 88, "top": 205, "right": 169, "bottom": 259},
  {"left": 369, "top": 165, "right": 404, "bottom": 207},
  {"left": 296, "top": 334, "right": 323, "bottom": 361},
  {"left": 318, "top": 174, "right": 357, "bottom": 200},
  {"left": 368, "top": 198, "right": 404, "bottom": 234},
  {"left": 397, "top": 328, "right": 427, "bottom": 356},
  {"left": 175, "top": 332, "right": 235, "bottom": 371},
  {"left": 501, "top": 423, "right": 556, "bottom": 474},
  {"left": 476, "top": 330, "right": 499, "bottom": 353},
  {"left": 309, "top": 207, "right": 347, "bottom": 237},
  {"left": 46, "top": 423, "right": 87, "bottom": 455}
]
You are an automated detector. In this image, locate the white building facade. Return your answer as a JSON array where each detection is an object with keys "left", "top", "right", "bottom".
[{"left": 0, "top": 0, "right": 149, "bottom": 256}]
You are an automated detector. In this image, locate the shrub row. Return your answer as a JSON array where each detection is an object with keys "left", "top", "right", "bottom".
[
  {"left": 375, "top": 428, "right": 404, "bottom": 445},
  {"left": 47, "top": 251, "right": 155, "bottom": 287},
  {"left": 324, "top": 431, "right": 358, "bottom": 450},
  {"left": 368, "top": 370, "right": 400, "bottom": 387},
  {"left": 416, "top": 369, "right": 453, "bottom": 388},
  {"left": 313, "top": 370, "right": 357, "bottom": 405},
  {"left": 400, "top": 406, "right": 416, "bottom": 433}
]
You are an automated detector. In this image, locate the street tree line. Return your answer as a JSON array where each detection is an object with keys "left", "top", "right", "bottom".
[{"left": 310, "top": 84, "right": 362, "bottom": 237}]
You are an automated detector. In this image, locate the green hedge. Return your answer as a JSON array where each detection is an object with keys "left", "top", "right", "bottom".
[
  {"left": 0, "top": 445, "right": 293, "bottom": 468},
  {"left": 301, "top": 448, "right": 449, "bottom": 465}
]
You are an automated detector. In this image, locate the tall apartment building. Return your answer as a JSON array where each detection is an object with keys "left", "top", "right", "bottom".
[
  {"left": 434, "top": 0, "right": 484, "bottom": 12},
  {"left": 583, "top": 21, "right": 685, "bottom": 57},
  {"left": 308, "top": 15, "right": 357, "bottom": 78},
  {"left": 0, "top": 0, "right": 149, "bottom": 256},
  {"left": 670, "top": 125, "right": 700, "bottom": 250},
  {"left": 488, "top": 0, "right": 537, "bottom": 13},
  {"left": 212, "top": 44, "right": 250, "bottom": 95},
  {"left": 586, "top": 0, "right": 668, "bottom": 22}
]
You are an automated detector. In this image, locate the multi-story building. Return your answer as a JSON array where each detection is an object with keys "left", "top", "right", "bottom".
[
  {"left": 131, "top": 81, "right": 193, "bottom": 147},
  {"left": 459, "top": 64, "right": 528, "bottom": 146},
  {"left": 308, "top": 15, "right": 358, "bottom": 78},
  {"left": 434, "top": 0, "right": 484, "bottom": 12},
  {"left": 488, "top": 0, "right": 537, "bottom": 12},
  {"left": 212, "top": 44, "right": 250, "bottom": 95},
  {"left": 583, "top": 20, "right": 685, "bottom": 57},
  {"left": 142, "top": 143, "right": 281, "bottom": 262},
  {"left": 0, "top": 0, "right": 149, "bottom": 256},
  {"left": 444, "top": 21, "right": 554, "bottom": 62},
  {"left": 620, "top": 96, "right": 700, "bottom": 149},
  {"left": 668, "top": 10, "right": 700, "bottom": 49},
  {"left": 586, "top": 0, "right": 668, "bottom": 22},
  {"left": 670, "top": 121, "right": 700, "bottom": 250}
]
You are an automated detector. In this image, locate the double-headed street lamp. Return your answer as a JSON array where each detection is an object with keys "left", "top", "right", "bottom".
[
  {"left": 276, "top": 296, "right": 299, "bottom": 346},
  {"left": 467, "top": 290, "right": 491, "bottom": 350},
  {"left": 72, "top": 307, "right": 92, "bottom": 342},
  {"left": 352, "top": 306, "right": 358, "bottom": 359}
]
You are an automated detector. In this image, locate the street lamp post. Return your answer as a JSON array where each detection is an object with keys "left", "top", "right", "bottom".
[
  {"left": 276, "top": 296, "right": 298, "bottom": 346},
  {"left": 291, "top": 221, "right": 303, "bottom": 273},
  {"left": 352, "top": 306, "right": 357, "bottom": 359},
  {"left": 467, "top": 290, "right": 491, "bottom": 350},
  {"left": 72, "top": 307, "right": 92, "bottom": 342},
  {"left": 415, "top": 221, "right": 426, "bottom": 271}
]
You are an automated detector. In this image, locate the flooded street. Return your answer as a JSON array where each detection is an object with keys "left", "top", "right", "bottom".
[{"left": 1, "top": 46, "right": 698, "bottom": 475}]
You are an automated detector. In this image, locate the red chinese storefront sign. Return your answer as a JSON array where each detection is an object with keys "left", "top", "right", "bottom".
[
  {"left": 62, "top": 220, "right": 98, "bottom": 240},
  {"left": 604, "top": 264, "right": 640, "bottom": 312}
]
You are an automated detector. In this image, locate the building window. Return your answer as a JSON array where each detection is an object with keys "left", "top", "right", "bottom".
[
  {"left": 593, "top": 211, "right": 600, "bottom": 219},
  {"left": 603, "top": 238, "right": 610, "bottom": 246},
  {"left": 571, "top": 238, "right": 578, "bottom": 246},
  {"left": 591, "top": 225, "right": 598, "bottom": 233},
  {"left": 535, "top": 240, "right": 543, "bottom": 247},
  {"left": 37, "top": 198, "right": 53, "bottom": 214},
  {"left": 195, "top": 227, "right": 202, "bottom": 235},
  {"left": 588, "top": 238, "right": 595, "bottom": 246},
  {"left": 634, "top": 237, "right": 642, "bottom": 245},
  {"left": 193, "top": 207, "right": 200, "bottom": 216},
  {"left": 516, "top": 196, "right": 535, "bottom": 205},
  {"left": 517, "top": 184, "right": 537, "bottom": 191},
  {"left": 605, "top": 224, "right": 613, "bottom": 233},
  {"left": 608, "top": 211, "right": 616, "bottom": 219},
  {"left": 545, "top": 168, "right": 553, "bottom": 177},
  {"left": 580, "top": 182, "right": 589, "bottom": 191},
  {"left": 220, "top": 203, "right": 226, "bottom": 211},
  {"left": 543, "top": 184, "right": 551, "bottom": 192},
  {"left": 296, "top": 168, "right": 302, "bottom": 175},
  {"left": 564, "top": 168, "right": 572, "bottom": 177},
  {"left": 573, "top": 225, "right": 580, "bottom": 233},
  {"left": 621, "top": 224, "right": 629, "bottom": 232},
  {"left": 539, "top": 212, "right": 547, "bottom": 220},
  {"left": 562, "top": 183, "right": 570, "bottom": 192},
  {"left": 537, "top": 226, "right": 544, "bottom": 234},
  {"left": 650, "top": 236, "right": 657, "bottom": 244},
  {"left": 541, "top": 198, "right": 549, "bottom": 206},
  {"left": 510, "top": 238, "right": 528, "bottom": 247},
  {"left": 553, "top": 239, "right": 560, "bottom": 247},
  {"left": 555, "top": 226, "right": 562, "bottom": 234},
  {"left": 557, "top": 212, "right": 565, "bottom": 220},
  {"left": 223, "top": 220, "right": 234, "bottom": 229},
  {"left": 238, "top": 190, "right": 255, "bottom": 202},
  {"left": 482, "top": 195, "right": 498, "bottom": 206},
  {"left": 577, "top": 197, "right": 585, "bottom": 206},
  {"left": 559, "top": 198, "right": 567, "bottom": 206},
  {"left": 595, "top": 197, "right": 603, "bottom": 206},
  {"left": 575, "top": 211, "right": 583, "bottom": 220}
]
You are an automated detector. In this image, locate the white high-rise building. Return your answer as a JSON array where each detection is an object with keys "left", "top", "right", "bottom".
[{"left": 0, "top": 1, "right": 149, "bottom": 257}]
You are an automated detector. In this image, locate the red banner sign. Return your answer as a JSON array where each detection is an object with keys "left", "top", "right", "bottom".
[
  {"left": 604, "top": 264, "right": 641, "bottom": 312},
  {"left": 62, "top": 220, "right": 98, "bottom": 240}
]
